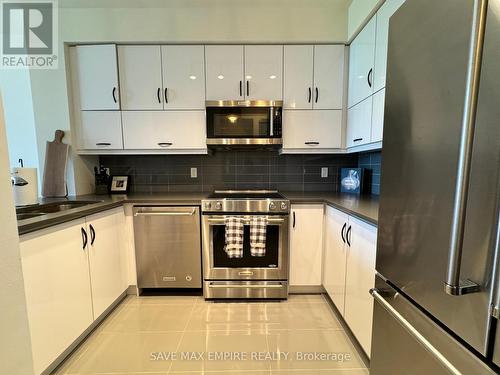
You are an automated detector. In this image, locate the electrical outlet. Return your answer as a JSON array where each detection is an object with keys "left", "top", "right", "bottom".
[
  {"left": 321, "top": 167, "right": 328, "bottom": 178},
  {"left": 190, "top": 168, "right": 198, "bottom": 178}
]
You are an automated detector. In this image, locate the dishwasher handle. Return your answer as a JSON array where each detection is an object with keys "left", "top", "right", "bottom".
[{"left": 134, "top": 209, "right": 196, "bottom": 217}]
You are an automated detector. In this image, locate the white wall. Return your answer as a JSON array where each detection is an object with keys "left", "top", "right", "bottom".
[
  {"left": 26, "top": 0, "right": 351, "bottom": 195},
  {"left": 0, "top": 94, "right": 35, "bottom": 375},
  {"left": 348, "top": 0, "right": 383, "bottom": 40}
]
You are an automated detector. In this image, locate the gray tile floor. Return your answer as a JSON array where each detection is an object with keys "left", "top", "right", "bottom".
[{"left": 54, "top": 294, "right": 368, "bottom": 375}]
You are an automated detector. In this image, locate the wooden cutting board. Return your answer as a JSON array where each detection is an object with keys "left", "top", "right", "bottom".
[{"left": 42, "top": 130, "right": 69, "bottom": 197}]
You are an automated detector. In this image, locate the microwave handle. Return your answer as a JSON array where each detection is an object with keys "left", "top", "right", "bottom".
[{"left": 270, "top": 106, "right": 274, "bottom": 137}]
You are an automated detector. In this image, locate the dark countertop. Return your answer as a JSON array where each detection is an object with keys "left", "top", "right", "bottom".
[{"left": 17, "top": 192, "right": 378, "bottom": 235}]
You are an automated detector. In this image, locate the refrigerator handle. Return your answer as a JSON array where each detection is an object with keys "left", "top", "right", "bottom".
[
  {"left": 444, "top": 0, "right": 488, "bottom": 296},
  {"left": 370, "top": 288, "right": 461, "bottom": 375}
]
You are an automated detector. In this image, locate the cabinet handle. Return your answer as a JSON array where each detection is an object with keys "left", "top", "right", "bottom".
[
  {"left": 305, "top": 141, "right": 320, "bottom": 146},
  {"left": 157, "top": 88, "right": 161, "bottom": 103},
  {"left": 346, "top": 225, "right": 352, "bottom": 247},
  {"left": 239, "top": 81, "right": 243, "bottom": 97},
  {"left": 164, "top": 88, "right": 168, "bottom": 104},
  {"left": 246, "top": 80, "right": 250, "bottom": 96},
  {"left": 367, "top": 68, "right": 373, "bottom": 88},
  {"left": 308, "top": 87, "right": 312, "bottom": 103},
  {"left": 315, "top": 87, "right": 319, "bottom": 103},
  {"left": 341, "top": 222, "right": 346, "bottom": 243},
  {"left": 293, "top": 211, "right": 296, "bottom": 228},
  {"left": 353, "top": 138, "right": 363, "bottom": 143},
  {"left": 112, "top": 87, "right": 117, "bottom": 103},
  {"left": 81, "top": 227, "right": 88, "bottom": 250},
  {"left": 158, "top": 142, "right": 173, "bottom": 147},
  {"left": 96, "top": 142, "right": 111, "bottom": 146},
  {"left": 89, "top": 224, "right": 96, "bottom": 245}
]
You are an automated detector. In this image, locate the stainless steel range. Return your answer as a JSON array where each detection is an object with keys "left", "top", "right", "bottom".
[{"left": 201, "top": 190, "right": 289, "bottom": 299}]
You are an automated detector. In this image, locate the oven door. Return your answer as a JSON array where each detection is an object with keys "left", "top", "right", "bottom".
[
  {"left": 206, "top": 101, "right": 282, "bottom": 145},
  {"left": 202, "top": 214, "right": 289, "bottom": 280}
]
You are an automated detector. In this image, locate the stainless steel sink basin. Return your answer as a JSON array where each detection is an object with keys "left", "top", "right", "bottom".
[{"left": 16, "top": 200, "right": 102, "bottom": 217}]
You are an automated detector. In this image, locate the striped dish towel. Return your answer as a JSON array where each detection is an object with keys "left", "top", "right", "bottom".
[
  {"left": 224, "top": 217, "right": 244, "bottom": 258},
  {"left": 250, "top": 216, "right": 267, "bottom": 257}
]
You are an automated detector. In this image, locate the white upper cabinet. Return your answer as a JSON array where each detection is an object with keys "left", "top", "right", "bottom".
[
  {"left": 162, "top": 45, "right": 206, "bottom": 110},
  {"left": 313, "top": 45, "right": 345, "bottom": 110},
  {"left": 283, "top": 110, "right": 342, "bottom": 152},
  {"left": 79, "top": 111, "right": 123, "bottom": 150},
  {"left": 122, "top": 111, "right": 206, "bottom": 151},
  {"left": 244, "top": 45, "right": 283, "bottom": 101},
  {"left": 371, "top": 88, "right": 386, "bottom": 143},
  {"left": 373, "top": 0, "right": 406, "bottom": 92},
  {"left": 205, "top": 45, "right": 244, "bottom": 100},
  {"left": 72, "top": 44, "right": 119, "bottom": 110},
  {"left": 348, "top": 17, "right": 376, "bottom": 108},
  {"left": 118, "top": 45, "right": 163, "bottom": 110},
  {"left": 284, "top": 45, "right": 314, "bottom": 109},
  {"left": 347, "top": 96, "right": 373, "bottom": 148}
]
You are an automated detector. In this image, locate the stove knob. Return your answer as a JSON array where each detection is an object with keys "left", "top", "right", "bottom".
[
  {"left": 204, "top": 201, "right": 212, "bottom": 210},
  {"left": 269, "top": 202, "right": 276, "bottom": 210},
  {"left": 280, "top": 202, "right": 288, "bottom": 210},
  {"left": 215, "top": 201, "right": 223, "bottom": 210}
]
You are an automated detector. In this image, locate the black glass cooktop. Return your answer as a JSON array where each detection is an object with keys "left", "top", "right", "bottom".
[{"left": 208, "top": 190, "right": 285, "bottom": 200}]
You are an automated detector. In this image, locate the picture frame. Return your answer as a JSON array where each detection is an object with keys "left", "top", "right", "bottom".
[
  {"left": 340, "top": 168, "right": 364, "bottom": 194},
  {"left": 110, "top": 175, "right": 129, "bottom": 194}
]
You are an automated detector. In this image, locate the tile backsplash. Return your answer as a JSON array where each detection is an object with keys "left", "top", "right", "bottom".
[
  {"left": 358, "top": 151, "right": 382, "bottom": 195},
  {"left": 99, "top": 150, "right": 359, "bottom": 194}
]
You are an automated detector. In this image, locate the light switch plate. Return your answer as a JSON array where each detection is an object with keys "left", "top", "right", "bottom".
[
  {"left": 191, "top": 168, "right": 198, "bottom": 178},
  {"left": 321, "top": 167, "right": 328, "bottom": 178}
]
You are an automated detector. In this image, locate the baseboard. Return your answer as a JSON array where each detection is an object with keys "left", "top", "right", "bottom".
[{"left": 289, "top": 285, "right": 325, "bottom": 294}]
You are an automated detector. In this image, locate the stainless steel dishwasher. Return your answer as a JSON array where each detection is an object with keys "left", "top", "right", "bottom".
[{"left": 133, "top": 206, "right": 202, "bottom": 289}]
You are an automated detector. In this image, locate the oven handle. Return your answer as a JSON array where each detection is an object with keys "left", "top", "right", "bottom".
[
  {"left": 206, "top": 217, "right": 286, "bottom": 224},
  {"left": 135, "top": 209, "right": 196, "bottom": 217},
  {"left": 208, "top": 283, "right": 285, "bottom": 289}
]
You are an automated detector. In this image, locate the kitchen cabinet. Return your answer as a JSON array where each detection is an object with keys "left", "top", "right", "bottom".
[
  {"left": 348, "top": 17, "right": 376, "bottom": 108},
  {"left": 323, "top": 205, "right": 349, "bottom": 315},
  {"left": 290, "top": 205, "right": 324, "bottom": 286},
  {"left": 162, "top": 45, "right": 205, "bottom": 109},
  {"left": 284, "top": 45, "right": 344, "bottom": 110},
  {"left": 122, "top": 111, "right": 206, "bottom": 151},
  {"left": 79, "top": 111, "right": 123, "bottom": 150},
  {"left": 87, "top": 208, "right": 127, "bottom": 318},
  {"left": 373, "top": 0, "right": 407, "bottom": 92},
  {"left": 20, "top": 219, "right": 94, "bottom": 375},
  {"left": 282, "top": 110, "right": 342, "bottom": 152},
  {"left": 344, "top": 215, "right": 377, "bottom": 356},
  {"left": 371, "top": 88, "right": 386, "bottom": 143},
  {"left": 71, "top": 44, "right": 120, "bottom": 110},
  {"left": 205, "top": 45, "right": 244, "bottom": 100},
  {"left": 244, "top": 45, "right": 283, "bottom": 101},
  {"left": 346, "top": 96, "right": 373, "bottom": 148},
  {"left": 118, "top": 45, "right": 163, "bottom": 110}
]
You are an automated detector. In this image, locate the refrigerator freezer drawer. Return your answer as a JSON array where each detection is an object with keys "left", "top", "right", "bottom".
[{"left": 370, "top": 276, "right": 496, "bottom": 375}]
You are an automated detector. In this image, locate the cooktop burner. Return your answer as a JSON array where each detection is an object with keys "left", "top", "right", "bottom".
[
  {"left": 207, "top": 190, "right": 285, "bottom": 200},
  {"left": 202, "top": 190, "right": 289, "bottom": 213}
]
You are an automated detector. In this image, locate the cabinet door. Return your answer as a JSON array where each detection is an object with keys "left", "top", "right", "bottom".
[
  {"left": 205, "top": 45, "right": 244, "bottom": 100},
  {"left": 373, "top": 0, "right": 406, "bottom": 92},
  {"left": 87, "top": 208, "right": 126, "bottom": 318},
  {"left": 72, "top": 44, "right": 119, "bottom": 110},
  {"left": 323, "top": 206, "right": 349, "bottom": 316},
  {"left": 122, "top": 111, "right": 206, "bottom": 150},
  {"left": 118, "top": 45, "right": 163, "bottom": 110},
  {"left": 371, "top": 88, "right": 386, "bottom": 143},
  {"left": 348, "top": 17, "right": 376, "bottom": 108},
  {"left": 162, "top": 45, "right": 206, "bottom": 110},
  {"left": 344, "top": 216, "right": 377, "bottom": 356},
  {"left": 283, "top": 110, "right": 342, "bottom": 151},
  {"left": 346, "top": 96, "right": 373, "bottom": 148},
  {"left": 20, "top": 219, "right": 93, "bottom": 375},
  {"left": 313, "top": 45, "right": 345, "bottom": 110},
  {"left": 244, "top": 45, "right": 283, "bottom": 101},
  {"left": 79, "top": 111, "right": 123, "bottom": 150},
  {"left": 290, "top": 205, "right": 324, "bottom": 286},
  {"left": 283, "top": 45, "right": 314, "bottom": 109}
]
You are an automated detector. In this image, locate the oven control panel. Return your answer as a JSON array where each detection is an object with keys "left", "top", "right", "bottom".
[{"left": 202, "top": 199, "right": 290, "bottom": 213}]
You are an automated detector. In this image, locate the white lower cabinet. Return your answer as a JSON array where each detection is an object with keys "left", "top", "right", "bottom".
[
  {"left": 290, "top": 205, "right": 324, "bottom": 286},
  {"left": 122, "top": 111, "right": 206, "bottom": 151},
  {"left": 322, "top": 206, "right": 377, "bottom": 357},
  {"left": 79, "top": 111, "right": 124, "bottom": 150},
  {"left": 20, "top": 209, "right": 127, "bottom": 375},
  {"left": 282, "top": 110, "right": 342, "bottom": 153}
]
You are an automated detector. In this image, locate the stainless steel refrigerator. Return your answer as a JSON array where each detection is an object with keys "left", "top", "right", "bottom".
[{"left": 371, "top": 0, "right": 500, "bottom": 373}]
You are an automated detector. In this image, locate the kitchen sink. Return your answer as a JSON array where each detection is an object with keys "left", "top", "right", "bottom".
[{"left": 16, "top": 200, "right": 102, "bottom": 217}]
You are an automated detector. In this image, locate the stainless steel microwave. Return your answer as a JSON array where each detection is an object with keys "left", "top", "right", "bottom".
[{"left": 205, "top": 100, "right": 282, "bottom": 146}]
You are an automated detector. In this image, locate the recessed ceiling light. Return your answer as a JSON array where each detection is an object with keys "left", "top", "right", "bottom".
[
  {"left": 217, "top": 75, "right": 224, "bottom": 80},
  {"left": 246, "top": 75, "right": 252, "bottom": 80},
  {"left": 269, "top": 75, "right": 277, "bottom": 80},
  {"left": 189, "top": 75, "right": 197, "bottom": 80}
]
